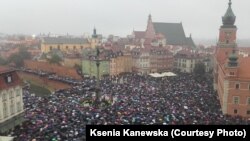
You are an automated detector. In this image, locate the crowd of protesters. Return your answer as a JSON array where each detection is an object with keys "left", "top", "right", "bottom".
[{"left": 2, "top": 72, "right": 250, "bottom": 140}]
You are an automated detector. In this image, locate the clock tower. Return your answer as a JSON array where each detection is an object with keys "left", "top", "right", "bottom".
[{"left": 218, "top": 0, "right": 237, "bottom": 48}]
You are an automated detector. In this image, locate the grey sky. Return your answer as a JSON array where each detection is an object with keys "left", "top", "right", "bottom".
[{"left": 0, "top": 0, "right": 249, "bottom": 39}]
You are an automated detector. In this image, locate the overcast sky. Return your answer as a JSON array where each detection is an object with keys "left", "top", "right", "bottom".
[{"left": 0, "top": 0, "right": 249, "bottom": 39}]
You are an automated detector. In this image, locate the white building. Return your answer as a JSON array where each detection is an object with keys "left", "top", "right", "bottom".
[{"left": 0, "top": 67, "right": 24, "bottom": 133}]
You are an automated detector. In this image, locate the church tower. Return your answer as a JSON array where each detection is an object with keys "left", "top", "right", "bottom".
[
  {"left": 145, "top": 14, "right": 155, "bottom": 39},
  {"left": 91, "top": 28, "right": 99, "bottom": 48}
]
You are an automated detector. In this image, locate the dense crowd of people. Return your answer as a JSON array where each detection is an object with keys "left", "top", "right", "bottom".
[{"left": 2, "top": 72, "right": 250, "bottom": 140}]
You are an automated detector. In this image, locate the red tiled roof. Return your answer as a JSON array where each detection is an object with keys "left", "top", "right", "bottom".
[
  {"left": 238, "top": 47, "right": 250, "bottom": 53},
  {"left": 0, "top": 66, "right": 13, "bottom": 74},
  {"left": 215, "top": 48, "right": 234, "bottom": 65},
  {"left": 0, "top": 67, "right": 21, "bottom": 90},
  {"left": 238, "top": 57, "right": 250, "bottom": 79}
]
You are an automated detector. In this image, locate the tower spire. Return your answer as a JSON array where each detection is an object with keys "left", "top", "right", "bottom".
[
  {"left": 222, "top": 0, "right": 236, "bottom": 26},
  {"left": 229, "top": 0, "right": 232, "bottom": 7},
  {"left": 92, "top": 27, "right": 97, "bottom": 38}
]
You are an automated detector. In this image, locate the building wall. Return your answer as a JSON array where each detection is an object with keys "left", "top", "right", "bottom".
[
  {"left": 82, "top": 60, "right": 110, "bottom": 77},
  {"left": 227, "top": 80, "right": 250, "bottom": 117},
  {"left": 110, "top": 55, "right": 133, "bottom": 76},
  {"left": 217, "top": 62, "right": 250, "bottom": 117},
  {"left": 0, "top": 86, "right": 24, "bottom": 124},
  {"left": 64, "top": 58, "right": 81, "bottom": 68},
  {"left": 0, "top": 69, "right": 24, "bottom": 133},
  {"left": 175, "top": 58, "right": 202, "bottom": 73},
  {"left": 24, "top": 60, "right": 82, "bottom": 80}
]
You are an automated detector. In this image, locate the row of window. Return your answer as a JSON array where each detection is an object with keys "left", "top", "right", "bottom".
[
  {"left": 2, "top": 89, "right": 21, "bottom": 101},
  {"left": 49, "top": 45, "right": 84, "bottom": 51},
  {"left": 233, "top": 109, "right": 250, "bottom": 115},
  {"left": 235, "top": 83, "right": 250, "bottom": 90},
  {"left": 2, "top": 101, "right": 22, "bottom": 119},
  {"left": 233, "top": 97, "right": 250, "bottom": 105}
]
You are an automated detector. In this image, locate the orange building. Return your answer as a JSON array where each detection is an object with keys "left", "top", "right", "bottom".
[
  {"left": 214, "top": 0, "right": 250, "bottom": 117},
  {"left": 109, "top": 51, "right": 132, "bottom": 76}
]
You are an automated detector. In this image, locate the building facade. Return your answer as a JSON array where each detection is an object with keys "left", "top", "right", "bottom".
[
  {"left": 0, "top": 67, "right": 24, "bottom": 133},
  {"left": 82, "top": 48, "right": 110, "bottom": 78},
  {"left": 132, "top": 47, "right": 173, "bottom": 74},
  {"left": 132, "top": 48, "right": 151, "bottom": 74},
  {"left": 109, "top": 51, "right": 132, "bottom": 76},
  {"left": 174, "top": 50, "right": 203, "bottom": 73},
  {"left": 133, "top": 14, "right": 196, "bottom": 48},
  {"left": 41, "top": 29, "right": 101, "bottom": 53},
  {"left": 214, "top": 0, "right": 250, "bottom": 117},
  {"left": 41, "top": 37, "right": 90, "bottom": 53}
]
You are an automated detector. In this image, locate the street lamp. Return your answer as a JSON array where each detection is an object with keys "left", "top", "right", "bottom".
[{"left": 94, "top": 46, "right": 101, "bottom": 107}]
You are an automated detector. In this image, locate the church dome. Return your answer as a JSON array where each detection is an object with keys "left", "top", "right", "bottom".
[{"left": 222, "top": 0, "right": 236, "bottom": 26}]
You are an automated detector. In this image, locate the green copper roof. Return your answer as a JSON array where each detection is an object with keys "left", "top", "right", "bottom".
[
  {"left": 229, "top": 52, "right": 238, "bottom": 60},
  {"left": 222, "top": 0, "right": 236, "bottom": 26}
]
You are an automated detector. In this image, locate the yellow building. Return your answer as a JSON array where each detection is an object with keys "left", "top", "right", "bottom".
[
  {"left": 41, "top": 29, "right": 101, "bottom": 53},
  {"left": 41, "top": 37, "right": 91, "bottom": 53},
  {"left": 110, "top": 51, "right": 132, "bottom": 76}
]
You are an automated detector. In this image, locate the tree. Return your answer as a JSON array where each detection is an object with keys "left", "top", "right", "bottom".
[
  {"left": 48, "top": 54, "right": 63, "bottom": 65},
  {"left": 8, "top": 47, "right": 31, "bottom": 67}
]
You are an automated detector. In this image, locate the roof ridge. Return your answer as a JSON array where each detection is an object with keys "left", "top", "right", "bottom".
[{"left": 153, "top": 22, "right": 182, "bottom": 24}]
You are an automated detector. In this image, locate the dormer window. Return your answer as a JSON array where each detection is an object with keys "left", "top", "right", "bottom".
[{"left": 5, "top": 75, "right": 12, "bottom": 83}]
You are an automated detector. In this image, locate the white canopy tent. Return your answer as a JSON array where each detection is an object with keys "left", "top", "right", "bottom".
[
  {"left": 149, "top": 72, "right": 177, "bottom": 78},
  {"left": 0, "top": 136, "right": 14, "bottom": 141}
]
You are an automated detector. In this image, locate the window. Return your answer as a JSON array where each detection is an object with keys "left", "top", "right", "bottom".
[
  {"left": 10, "top": 100, "right": 15, "bottom": 115},
  {"left": 5, "top": 75, "right": 12, "bottom": 83},
  {"left": 10, "top": 91, "right": 14, "bottom": 99},
  {"left": 234, "top": 109, "right": 238, "bottom": 114},
  {"left": 57, "top": 45, "right": 60, "bottom": 50},
  {"left": 50, "top": 46, "right": 52, "bottom": 51},
  {"left": 233, "top": 96, "right": 239, "bottom": 104},
  {"left": 17, "top": 102, "right": 22, "bottom": 112},
  {"left": 73, "top": 46, "right": 76, "bottom": 50},
  {"left": 3, "top": 93, "right": 7, "bottom": 101},
  {"left": 226, "top": 40, "right": 229, "bottom": 44},
  {"left": 16, "top": 89, "right": 21, "bottom": 96},
  {"left": 248, "top": 97, "right": 250, "bottom": 105},
  {"left": 230, "top": 72, "right": 234, "bottom": 76},
  {"left": 235, "top": 83, "right": 240, "bottom": 89},
  {"left": 3, "top": 102, "right": 8, "bottom": 118},
  {"left": 81, "top": 46, "right": 83, "bottom": 49},
  {"left": 247, "top": 110, "right": 250, "bottom": 115}
]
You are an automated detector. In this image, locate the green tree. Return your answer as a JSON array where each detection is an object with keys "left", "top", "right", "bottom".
[
  {"left": 8, "top": 47, "right": 31, "bottom": 67},
  {"left": 48, "top": 54, "right": 63, "bottom": 65}
]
